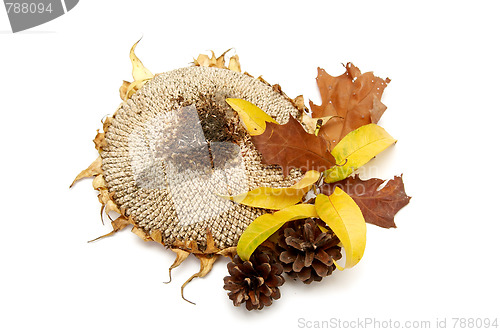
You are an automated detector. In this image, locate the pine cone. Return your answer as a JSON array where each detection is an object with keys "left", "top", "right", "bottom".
[
  {"left": 223, "top": 250, "right": 285, "bottom": 310},
  {"left": 277, "top": 218, "right": 342, "bottom": 284}
]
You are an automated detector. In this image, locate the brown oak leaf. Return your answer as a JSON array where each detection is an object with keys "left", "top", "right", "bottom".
[
  {"left": 251, "top": 114, "right": 337, "bottom": 177},
  {"left": 310, "top": 63, "right": 391, "bottom": 148},
  {"left": 319, "top": 174, "right": 410, "bottom": 228}
]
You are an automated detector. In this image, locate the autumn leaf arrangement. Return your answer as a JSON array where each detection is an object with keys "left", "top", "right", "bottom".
[
  {"left": 222, "top": 92, "right": 410, "bottom": 310},
  {"left": 72, "top": 42, "right": 410, "bottom": 311}
]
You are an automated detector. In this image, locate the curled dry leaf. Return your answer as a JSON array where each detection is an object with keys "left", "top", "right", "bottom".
[
  {"left": 89, "top": 173, "right": 121, "bottom": 218},
  {"left": 310, "top": 63, "right": 390, "bottom": 148},
  {"left": 228, "top": 54, "right": 241, "bottom": 72},
  {"left": 119, "top": 40, "right": 154, "bottom": 100},
  {"left": 97, "top": 189, "right": 121, "bottom": 215},
  {"left": 131, "top": 226, "right": 153, "bottom": 241},
  {"left": 101, "top": 116, "right": 112, "bottom": 132},
  {"left": 193, "top": 49, "right": 241, "bottom": 72},
  {"left": 169, "top": 229, "right": 221, "bottom": 255},
  {"left": 92, "top": 174, "right": 106, "bottom": 190},
  {"left": 193, "top": 50, "right": 218, "bottom": 67},
  {"left": 181, "top": 254, "right": 218, "bottom": 305},
  {"left": 320, "top": 175, "right": 410, "bottom": 228},
  {"left": 251, "top": 114, "right": 337, "bottom": 176},
  {"left": 70, "top": 156, "right": 102, "bottom": 188},
  {"left": 165, "top": 230, "right": 222, "bottom": 304},
  {"left": 93, "top": 130, "right": 107, "bottom": 152},
  {"left": 125, "top": 79, "right": 150, "bottom": 100},
  {"left": 293, "top": 95, "right": 306, "bottom": 111},
  {"left": 165, "top": 248, "right": 191, "bottom": 284},
  {"left": 301, "top": 113, "right": 334, "bottom": 135},
  {"left": 221, "top": 170, "right": 320, "bottom": 210},
  {"left": 130, "top": 39, "right": 154, "bottom": 82},
  {"left": 119, "top": 80, "right": 131, "bottom": 101},
  {"left": 150, "top": 229, "right": 163, "bottom": 244},
  {"left": 217, "top": 247, "right": 238, "bottom": 258},
  {"left": 204, "top": 229, "right": 219, "bottom": 254},
  {"left": 88, "top": 216, "right": 135, "bottom": 242}
]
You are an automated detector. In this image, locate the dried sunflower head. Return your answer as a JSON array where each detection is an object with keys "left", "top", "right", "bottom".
[
  {"left": 104, "top": 66, "right": 303, "bottom": 250},
  {"left": 71, "top": 46, "right": 305, "bottom": 298}
]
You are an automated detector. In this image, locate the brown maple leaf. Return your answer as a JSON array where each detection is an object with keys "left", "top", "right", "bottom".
[
  {"left": 310, "top": 63, "right": 390, "bottom": 148},
  {"left": 319, "top": 174, "right": 410, "bottom": 228},
  {"left": 251, "top": 115, "right": 337, "bottom": 177}
]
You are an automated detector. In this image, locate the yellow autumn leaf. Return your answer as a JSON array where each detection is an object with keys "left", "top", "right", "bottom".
[
  {"left": 226, "top": 98, "right": 278, "bottom": 136},
  {"left": 315, "top": 189, "right": 366, "bottom": 269},
  {"left": 130, "top": 39, "right": 153, "bottom": 82},
  {"left": 317, "top": 224, "right": 329, "bottom": 233},
  {"left": 325, "top": 124, "right": 396, "bottom": 183},
  {"left": 237, "top": 204, "right": 318, "bottom": 261},
  {"left": 220, "top": 170, "right": 320, "bottom": 210}
]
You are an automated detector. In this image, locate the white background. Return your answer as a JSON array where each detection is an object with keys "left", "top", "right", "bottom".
[{"left": 1, "top": 1, "right": 499, "bottom": 331}]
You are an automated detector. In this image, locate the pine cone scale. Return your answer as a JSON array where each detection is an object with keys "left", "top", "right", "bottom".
[
  {"left": 271, "top": 287, "right": 281, "bottom": 300},
  {"left": 280, "top": 250, "right": 295, "bottom": 264},
  {"left": 314, "top": 232, "right": 332, "bottom": 248},
  {"left": 285, "top": 236, "right": 304, "bottom": 250},
  {"left": 241, "top": 261, "right": 254, "bottom": 275},
  {"left": 248, "top": 290, "right": 258, "bottom": 306},
  {"left": 228, "top": 263, "right": 245, "bottom": 279},
  {"left": 258, "top": 284, "right": 272, "bottom": 297},
  {"left": 315, "top": 249, "right": 334, "bottom": 266},
  {"left": 298, "top": 266, "right": 311, "bottom": 282},
  {"left": 326, "top": 246, "right": 343, "bottom": 260},
  {"left": 260, "top": 294, "right": 272, "bottom": 307},
  {"left": 312, "top": 260, "right": 333, "bottom": 278},
  {"left": 271, "top": 262, "right": 284, "bottom": 276},
  {"left": 256, "top": 262, "right": 272, "bottom": 278},
  {"left": 304, "top": 222, "right": 315, "bottom": 242},
  {"left": 255, "top": 276, "right": 265, "bottom": 287},
  {"left": 292, "top": 254, "right": 305, "bottom": 272},
  {"left": 266, "top": 274, "right": 284, "bottom": 288},
  {"left": 304, "top": 250, "right": 314, "bottom": 267}
]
